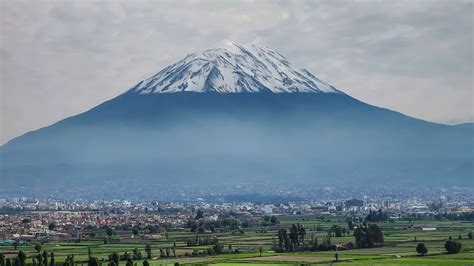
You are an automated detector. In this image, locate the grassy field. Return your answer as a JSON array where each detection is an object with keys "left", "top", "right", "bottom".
[{"left": 1, "top": 216, "right": 473, "bottom": 265}]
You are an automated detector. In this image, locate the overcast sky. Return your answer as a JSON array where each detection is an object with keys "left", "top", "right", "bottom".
[{"left": 1, "top": 0, "right": 473, "bottom": 145}]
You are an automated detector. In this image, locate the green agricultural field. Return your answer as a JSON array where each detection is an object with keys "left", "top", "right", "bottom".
[{"left": 1, "top": 216, "right": 473, "bottom": 265}]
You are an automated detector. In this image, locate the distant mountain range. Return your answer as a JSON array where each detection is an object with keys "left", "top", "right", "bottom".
[{"left": 1, "top": 43, "right": 472, "bottom": 188}]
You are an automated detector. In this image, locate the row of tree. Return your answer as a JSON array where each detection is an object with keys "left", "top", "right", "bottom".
[
  {"left": 415, "top": 238, "right": 463, "bottom": 256},
  {"left": 185, "top": 236, "right": 218, "bottom": 246},
  {"left": 353, "top": 223, "right": 384, "bottom": 248},
  {"left": 0, "top": 251, "right": 26, "bottom": 266},
  {"left": 275, "top": 223, "right": 307, "bottom": 252},
  {"left": 274, "top": 222, "right": 384, "bottom": 253},
  {"left": 365, "top": 209, "right": 389, "bottom": 222},
  {"left": 329, "top": 225, "right": 350, "bottom": 237},
  {"left": 261, "top": 215, "right": 279, "bottom": 226},
  {"left": 185, "top": 216, "right": 240, "bottom": 233}
]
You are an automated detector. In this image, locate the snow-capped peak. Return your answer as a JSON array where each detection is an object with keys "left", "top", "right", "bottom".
[{"left": 128, "top": 42, "right": 343, "bottom": 94}]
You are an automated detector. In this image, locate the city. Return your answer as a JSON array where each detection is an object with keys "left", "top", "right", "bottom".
[{"left": 0, "top": 185, "right": 473, "bottom": 264}]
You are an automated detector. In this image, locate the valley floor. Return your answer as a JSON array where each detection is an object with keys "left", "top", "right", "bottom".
[{"left": 1, "top": 217, "right": 473, "bottom": 265}]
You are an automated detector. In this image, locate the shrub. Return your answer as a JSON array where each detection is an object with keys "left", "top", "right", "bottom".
[
  {"left": 416, "top": 243, "right": 428, "bottom": 256},
  {"left": 445, "top": 239, "right": 462, "bottom": 254}
]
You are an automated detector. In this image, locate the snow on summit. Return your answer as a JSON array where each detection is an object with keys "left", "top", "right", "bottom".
[{"left": 129, "top": 42, "right": 343, "bottom": 94}]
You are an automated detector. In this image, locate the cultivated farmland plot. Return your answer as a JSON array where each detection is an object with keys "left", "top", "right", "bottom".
[{"left": 1, "top": 216, "right": 473, "bottom": 265}]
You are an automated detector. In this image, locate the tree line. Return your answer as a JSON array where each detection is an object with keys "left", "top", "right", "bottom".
[{"left": 273, "top": 222, "right": 383, "bottom": 253}]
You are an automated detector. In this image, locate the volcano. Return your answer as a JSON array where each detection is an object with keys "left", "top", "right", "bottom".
[{"left": 1, "top": 43, "right": 472, "bottom": 188}]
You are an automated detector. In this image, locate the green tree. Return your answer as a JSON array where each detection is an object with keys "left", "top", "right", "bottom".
[
  {"left": 109, "top": 252, "right": 119, "bottom": 266},
  {"left": 416, "top": 243, "right": 428, "bottom": 256},
  {"left": 106, "top": 228, "right": 114, "bottom": 239},
  {"left": 310, "top": 235, "right": 318, "bottom": 251},
  {"left": 48, "top": 223, "right": 56, "bottom": 231},
  {"left": 142, "top": 261, "right": 149, "bottom": 266},
  {"left": 17, "top": 251, "right": 27, "bottom": 266},
  {"left": 132, "top": 248, "right": 142, "bottom": 260},
  {"left": 0, "top": 253, "right": 5, "bottom": 266},
  {"left": 298, "top": 224, "right": 306, "bottom": 245},
  {"left": 87, "top": 257, "right": 99, "bottom": 266},
  {"left": 270, "top": 216, "right": 279, "bottom": 224},
  {"left": 132, "top": 228, "right": 139, "bottom": 236},
  {"left": 195, "top": 209, "right": 204, "bottom": 220},
  {"left": 354, "top": 223, "right": 384, "bottom": 248},
  {"left": 289, "top": 224, "right": 300, "bottom": 247},
  {"left": 445, "top": 239, "right": 462, "bottom": 254},
  {"left": 468, "top": 231, "right": 473, "bottom": 239},
  {"left": 34, "top": 244, "right": 42, "bottom": 253},
  {"left": 330, "top": 225, "right": 343, "bottom": 237},
  {"left": 369, "top": 223, "right": 384, "bottom": 246},
  {"left": 121, "top": 251, "right": 130, "bottom": 261},
  {"left": 348, "top": 220, "right": 354, "bottom": 230},
  {"left": 42, "top": 251, "right": 48, "bottom": 266},
  {"left": 277, "top": 229, "right": 291, "bottom": 251},
  {"left": 212, "top": 243, "right": 223, "bottom": 254},
  {"left": 49, "top": 252, "right": 55, "bottom": 266},
  {"left": 65, "top": 254, "right": 75, "bottom": 266},
  {"left": 145, "top": 244, "right": 152, "bottom": 259},
  {"left": 36, "top": 253, "right": 42, "bottom": 266},
  {"left": 5, "top": 258, "right": 11, "bottom": 266},
  {"left": 241, "top": 220, "right": 250, "bottom": 228},
  {"left": 366, "top": 209, "right": 389, "bottom": 222}
]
